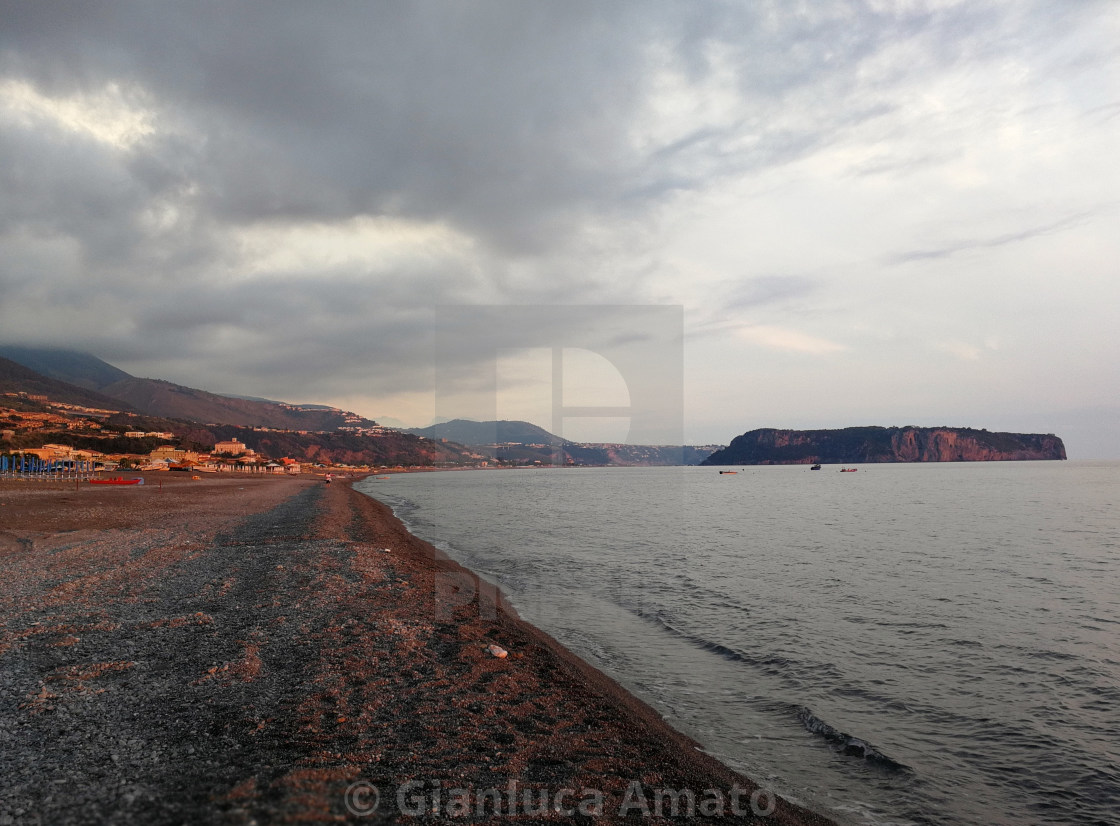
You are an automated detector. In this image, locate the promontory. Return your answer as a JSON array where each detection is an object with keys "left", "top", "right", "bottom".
[{"left": 701, "top": 426, "right": 1066, "bottom": 465}]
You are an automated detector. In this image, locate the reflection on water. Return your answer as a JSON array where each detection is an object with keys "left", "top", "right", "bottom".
[{"left": 357, "top": 462, "right": 1120, "bottom": 826}]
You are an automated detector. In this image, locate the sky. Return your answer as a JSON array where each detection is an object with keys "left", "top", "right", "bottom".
[{"left": 1, "top": 1, "right": 1118, "bottom": 457}]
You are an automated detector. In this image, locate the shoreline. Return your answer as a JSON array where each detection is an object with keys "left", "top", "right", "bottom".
[{"left": 0, "top": 473, "right": 839, "bottom": 824}]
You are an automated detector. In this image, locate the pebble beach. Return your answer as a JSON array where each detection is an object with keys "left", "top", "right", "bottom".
[{"left": 0, "top": 474, "right": 837, "bottom": 824}]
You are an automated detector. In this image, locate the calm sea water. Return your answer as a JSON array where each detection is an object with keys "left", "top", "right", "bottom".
[{"left": 355, "top": 462, "right": 1120, "bottom": 826}]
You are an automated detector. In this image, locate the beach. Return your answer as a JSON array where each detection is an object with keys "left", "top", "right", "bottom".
[{"left": 0, "top": 474, "right": 837, "bottom": 824}]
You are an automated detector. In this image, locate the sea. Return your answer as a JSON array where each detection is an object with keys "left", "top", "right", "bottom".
[{"left": 354, "top": 461, "right": 1120, "bottom": 826}]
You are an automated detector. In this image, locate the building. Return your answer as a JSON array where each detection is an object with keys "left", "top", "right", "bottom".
[
  {"left": 21, "top": 445, "right": 103, "bottom": 463},
  {"left": 212, "top": 439, "right": 254, "bottom": 457},
  {"left": 149, "top": 447, "right": 200, "bottom": 464}
]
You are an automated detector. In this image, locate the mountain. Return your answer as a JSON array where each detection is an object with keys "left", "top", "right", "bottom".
[
  {"left": 405, "top": 419, "right": 718, "bottom": 466},
  {"left": 0, "top": 356, "right": 135, "bottom": 410},
  {"left": 96, "top": 376, "right": 373, "bottom": 430},
  {"left": 405, "top": 419, "right": 566, "bottom": 445},
  {"left": 0, "top": 346, "right": 374, "bottom": 431},
  {"left": 702, "top": 426, "right": 1067, "bottom": 465},
  {"left": 0, "top": 346, "right": 133, "bottom": 392},
  {"left": 0, "top": 347, "right": 469, "bottom": 466}
]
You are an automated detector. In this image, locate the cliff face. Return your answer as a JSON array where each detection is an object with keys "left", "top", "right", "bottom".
[{"left": 702, "top": 426, "right": 1066, "bottom": 465}]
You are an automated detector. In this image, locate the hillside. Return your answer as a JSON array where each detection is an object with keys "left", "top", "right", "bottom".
[
  {"left": 596, "top": 444, "right": 721, "bottom": 466},
  {"left": 405, "top": 419, "right": 566, "bottom": 446},
  {"left": 0, "top": 347, "right": 374, "bottom": 431},
  {"left": 407, "top": 419, "right": 717, "bottom": 466},
  {"left": 702, "top": 426, "right": 1067, "bottom": 465},
  {"left": 167, "top": 422, "right": 474, "bottom": 467},
  {"left": 0, "top": 354, "right": 463, "bottom": 466},
  {"left": 3, "top": 406, "right": 474, "bottom": 468},
  {"left": 98, "top": 376, "right": 373, "bottom": 430},
  {"left": 1, "top": 350, "right": 719, "bottom": 467},
  {"left": 0, "top": 356, "right": 135, "bottom": 410},
  {"left": 0, "top": 346, "right": 132, "bottom": 391}
]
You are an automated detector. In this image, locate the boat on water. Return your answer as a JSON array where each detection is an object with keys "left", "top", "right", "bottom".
[
  {"left": 89, "top": 477, "right": 144, "bottom": 486},
  {"left": 810, "top": 464, "right": 822, "bottom": 470},
  {"left": 839, "top": 467, "right": 858, "bottom": 473},
  {"left": 719, "top": 470, "right": 738, "bottom": 474}
]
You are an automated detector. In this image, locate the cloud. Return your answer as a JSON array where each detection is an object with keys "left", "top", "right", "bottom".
[
  {"left": 736, "top": 325, "right": 848, "bottom": 355},
  {"left": 0, "top": 1, "right": 1118, "bottom": 452},
  {"left": 886, "top": 211, "right": 1099, "bottom": 264},
  {"left": 935, "top": 340, "right": 983, "bottom": 361}
]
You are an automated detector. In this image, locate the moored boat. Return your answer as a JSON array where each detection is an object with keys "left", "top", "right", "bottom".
[{"left": 89, "top": 477, "right": 144, "bottom": 486}]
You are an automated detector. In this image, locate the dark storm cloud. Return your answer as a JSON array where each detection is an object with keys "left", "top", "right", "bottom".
[
  {"left": 3, "top": 1, "right": 661, "bottom": 252},
  {"left": 1, "top": 0, "right": 1028, "bottom": 254},
  {"left": 1, "top": 0, "right": 1115, "bottom": 418}
]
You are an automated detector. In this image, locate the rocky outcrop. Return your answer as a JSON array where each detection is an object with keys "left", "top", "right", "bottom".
[{"left": 701, "top": 426, "right": 1066, "bottom": 465}]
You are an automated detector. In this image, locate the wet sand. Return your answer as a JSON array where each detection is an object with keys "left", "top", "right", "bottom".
[{"left": 0, "top": 474, "right": 838, "bottom": 824}]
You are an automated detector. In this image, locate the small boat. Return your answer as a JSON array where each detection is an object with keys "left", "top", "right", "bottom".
[
  {"left": 810, "top": 464, "right": 821, "bottom": 470},
  {"left": 89, "top": 477, "right": 144, "bottom": 486},
  {"left": 719, "top": 470, "right": 738, "bottom": 474},
  {"left": 839, "top": 467, "right": 858, "bottom": 473}
]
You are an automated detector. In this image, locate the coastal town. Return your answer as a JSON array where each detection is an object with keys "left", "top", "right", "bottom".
[
  {"left": 0, "top": 356, "right": 723, "bottom": 474},
  {"left": 0, "top": 391, "right": 394, "bottom": 476}
]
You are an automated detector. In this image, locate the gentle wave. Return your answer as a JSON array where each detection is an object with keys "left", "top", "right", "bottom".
[
  {"left": 629, "top": 604, "right": 800, "bottom": 675},
  {"left": 357, "top": 462, "right": 1120, "bottom": 826},
  {"left": 793, "top": 706, "right": 912, "bottom": 773}
]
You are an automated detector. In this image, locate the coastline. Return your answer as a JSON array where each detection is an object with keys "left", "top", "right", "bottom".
[{"left": 0, "top": 473, "right": 839, "bottom": 824}]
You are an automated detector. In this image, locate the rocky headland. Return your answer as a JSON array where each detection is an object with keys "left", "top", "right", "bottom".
[{"left": 702, "top": 426, "right": 1067, "bottom": 466}]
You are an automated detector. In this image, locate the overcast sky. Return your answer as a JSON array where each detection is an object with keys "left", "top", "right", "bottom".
[{"left": 1, "top": 1, "right": 1118, "bottom": 456}]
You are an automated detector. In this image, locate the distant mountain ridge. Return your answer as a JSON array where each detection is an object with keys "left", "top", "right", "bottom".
[
  {"left": 407, "top": 418, "right": 718, "bottom": 466},
  {"left": 0, "top": 346, "right": 375, "bottom": 431},
  {"left": 702, "top": 426, "right": 1066, "bottom": 465},
  {"left": 0, "top": 349, "right": 716, "bottom": 466},
  {"left": 405, "top": 419, "right": 567, "bottom": 445}
]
